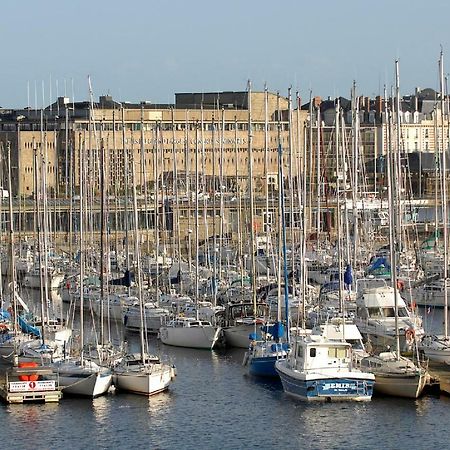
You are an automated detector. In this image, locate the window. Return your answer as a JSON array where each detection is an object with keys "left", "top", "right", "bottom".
[
  {"left": 309, "top": 348, "right": 316, "bottom": 357},
  {"left": 367, "top": 307, "right": 381, "bottom": 318},
  {"left": 328, "top": 347, "right": 347, "bottom": 359}
]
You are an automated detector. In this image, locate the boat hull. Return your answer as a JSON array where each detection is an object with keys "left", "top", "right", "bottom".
[
  {"left": 224, "top": 324, "right": 263, "bottom": 348},
  {"left": 159, "top": 326, "right": 221, "bottom": 349},
  {"left": 248, "top": 355, "right": 280, "bottom": 377},
  {"left": 113, "top": 365, "right": 173, "bottom": 396},
  {"left": 276, "top": 363, "right": 374, "bottom": 401},
  {"left": 58, "top": 371, "right": 113, "bottom": 397},
  {"left": 372, "top": 372, "right": 427, "bottom": 398}
]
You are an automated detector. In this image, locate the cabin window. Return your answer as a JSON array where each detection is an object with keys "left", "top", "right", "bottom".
[
  {"left": 398, "top": 308, "right": 408, "bottom": 317},
  {"left": 367, "top": 307, "right": 381, "bottom": 318},
  {"left": 309, "top": 348, "right": 316, "bottom": 358},
  {"left": 296, "top": 346, "right": 304, "bottom": 358},
  {"left": 382, "top": 307, "right": 395, "bottom": 317},
  {"left": 328, "top": 347, "right": 347, "bottom": 359}
]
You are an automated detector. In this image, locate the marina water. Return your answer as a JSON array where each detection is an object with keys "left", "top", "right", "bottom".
[{"left": 1, "top": 306, "right": 450, "bottom": 449}]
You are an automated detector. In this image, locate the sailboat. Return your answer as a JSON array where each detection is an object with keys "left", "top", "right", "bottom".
[
  {"left": 51, "top": 118, "right": 112, "bottom": 398},
  {"left": 113, "top": 118, "right": 175, "bottom": 395},
  {"left": 245, "top": 91, "right": 290, "bottom": 376},
  {"left": 159, "top": 119, "right": 221, "bottom": 350},
  {"left": 359, "top": 71, "right": 428, "bottom": 398},
  {"left": 419, "top": 50, "right": 450, "bottom": 364}
]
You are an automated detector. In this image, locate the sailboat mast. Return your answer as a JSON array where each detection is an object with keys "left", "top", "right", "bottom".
[
  {"left": 99, "top": 136, "right": 106, "bottom": 346},
  {"left": 247, "top": 81, "right": 257, "bottom": 325},
  {"left": 6, "top": 142, "right": 19, "bottom": 336},
  {"left": 335, "top": 102, "right": 345, "bottom": 317},
  {"left": 130, "top": 142, "right": 147, "bottom": 363},
  {"left": 194, "top": 122, "right": 200, "bottom": 319},
  {"left": 79, "top": 136, "right": 85, "bottom": 365},
  {"left": 386, "top": 77, "right": 401, "bottom": 359},
  {"left": 264, "top": 85, "right": 270, "bottom": 283},
  {"left": 439, "top": 50, "right": 448, "bottom": 338},
  {"left": 277, "top": 93, "right": 290, "bottom": 343}
]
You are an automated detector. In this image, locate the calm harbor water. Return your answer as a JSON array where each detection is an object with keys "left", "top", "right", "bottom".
[{"left": 1, "top": 294, "right": 450, "bottom": 449}]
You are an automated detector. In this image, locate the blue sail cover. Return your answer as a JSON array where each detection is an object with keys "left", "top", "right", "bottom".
[
  {"left": 261, "top": 322, "right": 285, "bottom": 341},
  {"left": 367, "top": 257, "right": 390, "bottom": 272},
  {"left": 18, "top": 316, "right": 41, "bottom": 338},
  {"left": 344, "top": 265, "right": 353, "bottom": 288}
]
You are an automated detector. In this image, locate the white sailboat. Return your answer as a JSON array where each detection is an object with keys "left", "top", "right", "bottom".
[
  {"left": 113, "top": 117, "right": 175, "bottom": 395},
  {"left": 419, "top": 50, "right": 450, "bottom": 364},
  {"left": 159, "top": 123, "right": 221, "bottom": 350},
  {"left": 359, "top": 72, "right": 428, "bottom": 398},
  {"left": 51, "top": 119, "right": 112, "bottom": 398}
]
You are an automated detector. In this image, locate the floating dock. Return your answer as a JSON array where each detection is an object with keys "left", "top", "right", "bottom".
[{"left": 0, "top": 366, "right": 62, "bottom": 404}]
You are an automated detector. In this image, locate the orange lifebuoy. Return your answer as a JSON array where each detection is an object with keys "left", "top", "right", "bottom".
[{"left": 405, "top": 328, "right": 415, "bottom": 343}]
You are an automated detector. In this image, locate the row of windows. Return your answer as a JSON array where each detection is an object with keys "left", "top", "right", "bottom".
[
  {"left": 23, "top": 141, "right": 56, "bottom": 149},
  {"left": 23, "top": 165, "right": 55, "bottom": 174},
  {"left": 109, "top": 156, "right": 289, "bottom": 167},
  {"left": 131, "top": 147, "right": 286, "bottom": 154}
]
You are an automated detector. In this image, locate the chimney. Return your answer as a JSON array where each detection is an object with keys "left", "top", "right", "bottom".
[{"left": 375, "top": 96, "right": 382, "bottom": 115}]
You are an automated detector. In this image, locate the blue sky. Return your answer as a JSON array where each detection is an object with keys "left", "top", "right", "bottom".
[{"left": 1, "top": 0, "right": 449, "bottom": 108}]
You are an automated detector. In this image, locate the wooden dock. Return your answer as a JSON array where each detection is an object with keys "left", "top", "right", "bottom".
[{"left": 427, "top": 361, "right": 450, "bottom": 396}]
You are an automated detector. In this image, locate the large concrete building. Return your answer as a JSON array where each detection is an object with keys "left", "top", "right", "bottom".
[{"left": 0, "top": 90, "right": 307, "bottom": 200}]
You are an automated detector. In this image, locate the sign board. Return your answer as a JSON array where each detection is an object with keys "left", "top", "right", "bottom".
[{"left": 9, "top": 380, "right": 56, "bottom": 392}]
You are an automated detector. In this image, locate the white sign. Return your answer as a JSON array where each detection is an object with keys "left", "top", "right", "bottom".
[{"left": 9, "top": 380, "right": 56, "bottom": 392}]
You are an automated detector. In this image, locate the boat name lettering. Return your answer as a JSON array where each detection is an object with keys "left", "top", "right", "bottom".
[{"left": 321, "top": 382, "right": 355, "bottom": 390}]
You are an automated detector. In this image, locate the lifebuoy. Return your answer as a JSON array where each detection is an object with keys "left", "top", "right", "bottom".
[{"left": 405, "top": 328, "right": 415, "bottom": 343}]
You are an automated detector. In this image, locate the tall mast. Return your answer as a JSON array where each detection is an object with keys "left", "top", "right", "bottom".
[
  {"left": 247, "top": 81, "right": 257, "bottom": 324},
  {"left": 439, "top": 50, "right": 448, "bottom": 338},
  {"left": 387, "top": 76, "right": 400, "bottom": 359},
  {"left": 6, "top": 142, "right": 19, "bottom": 336},
  {"left": 194, "top": 122, "right": 200, "bottom": 319},
  {"left": 277, "top": 94, "right": 290, "bottom": 343},
  {"left": 264, "top": 85, "right": 270, "bottom": 283}
]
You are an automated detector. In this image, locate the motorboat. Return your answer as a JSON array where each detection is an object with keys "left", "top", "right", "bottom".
[{"left": 275, "top": 334, "right": 374, "bottom": 401}]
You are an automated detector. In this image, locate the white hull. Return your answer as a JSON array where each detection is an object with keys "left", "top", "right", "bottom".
[
  {"left": 223, "top": 324, "right": 258, "bottom": 348},
  {"left": 23, "top": 272, "right": 65, "bottom": 290},
  {"left": 53, "top": 359, "right": 113, "bottom": 397},
  {"left": 125, "top": 313, "right": 169, "bottom": 334},
  {"left": 113, "top": 364, "right": 173, "bottom": 396},
  {"left": 59, "top": 371, "right": 113, "bottom": 397},
  {"left": 420, "top": 336, "right": 450, "bottom": 364},
  {"left": 159, "top": 326, "right": 221, "bottom": 349},
  {"left": 373, "top": 372, "right": 427, "bottom": 398}
]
